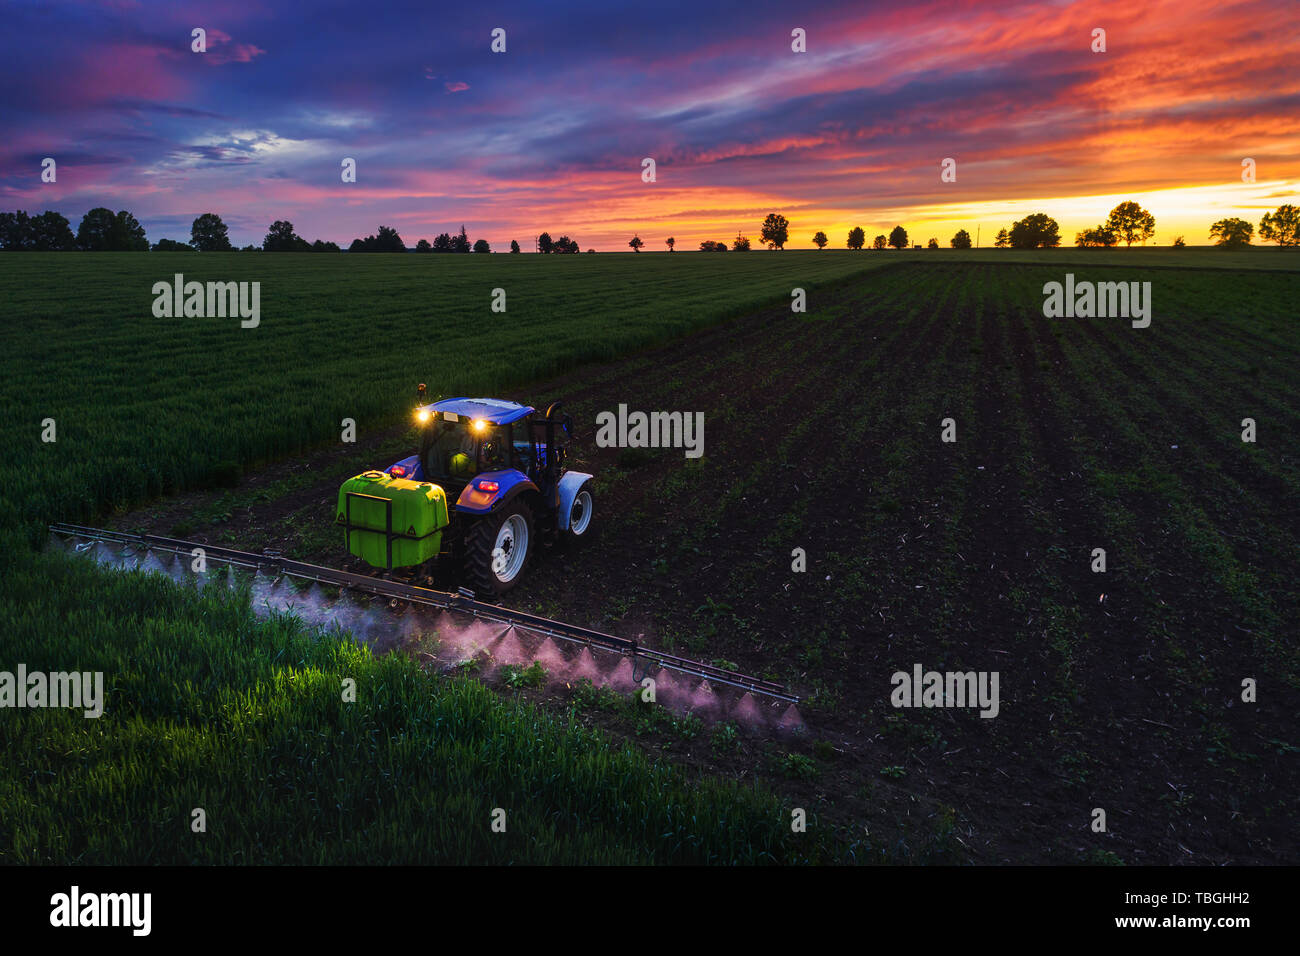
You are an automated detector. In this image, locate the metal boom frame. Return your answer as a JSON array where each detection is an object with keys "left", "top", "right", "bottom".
[{"left": 49, "top": 523, "right": 798, "bottom": 704}]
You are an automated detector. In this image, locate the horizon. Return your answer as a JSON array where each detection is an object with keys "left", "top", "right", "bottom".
[{"left": 3, "top": 0, "right": 1297, "bottom": 250}]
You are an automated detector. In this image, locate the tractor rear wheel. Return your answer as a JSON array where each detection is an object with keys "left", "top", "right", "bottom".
[
  {"left": 567, "top": 487, "right": 594, "bottom": 537},
  {"left": 463, "top": 498, "right": 533, "bottom": 596}
]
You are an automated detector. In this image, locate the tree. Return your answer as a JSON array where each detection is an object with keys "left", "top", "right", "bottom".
[
  {"left": 950, "top": 229, "right": 972, "bottom": 249},
  {"left": 888, "top": 225, "right": 909, "bottom": 249},
  {"left": 760, "top": 213, "right": 789, "bottom": 249},
  {"left": 553, "top": 235, "right": 579, "bottom": 254},
  {"left": 113, "top": 211, "right": 149, "bottom": 250},
  {"left": 1209, "top": 218, "right": 1253, "bottom": 248},
  {"left": 1008, "top": 213, "right": 1060, "bottom": 249},
  {"left": 537, "top": 232, "right": 553, "bottom": 254},
  {"left": 1075, "top": 225, "right": 1117, "bottom": 247},
  {"left": 873, "top": 234, "right": 887, "bottom": 250},
  {"left": 473, "top": 238, "right": 491, "bottom": 253},
  {"left": 0, "top": 211, "right": 32, "bottom": 249},
  {"left": 1105, "top": 201, "right": 1155, "bottom": 247},
  {"left": 699, "top": 240, "right": 728, "bottom": 251},
  {"left": 510, "top": 239, "right": 521, "bottom": 253},
  {"left": 375, "top": 225, "right": 405, "bottom": 252},
  {"left": 74, "top": 208, "right": 148, "bottom": 250},
  {"left": 314, "top": 239, "right": 340, "bottom": 252},
  {"left": 994, "top": 228, "right": 1009, "bottom": 248},
  {"left": 732, "top": 233, "right": 750, "bottom": 251},
  {"left": 450, "top": 224, "right": 471, "bottom": 253},
  {"left": 1259, "top": 204, "right": 1299, "bottom": 246},
  {"left": 433, "top": 233, "right": 452, "bottom": 252},
  {"left": 927, "top": 238, "right": 939, "bottom": 249},
  {"left": 263, "top": 220, "right": 303, "bottom": 252},
  {"left": 1171, "top": 236, "right": 1186, "bottom": 248},
  {"left": 665, "top": 236, "right": 675, "bottom": 252},
  {"left": 811, "top": 230, "right": 828, "bottom": 250},
  {"left": 190, "top": 213, "right": 232, "bottom": 251},
  {"left": 29, "top": 211, "right": 75, "bottom": 250},
  {"left": 846, "top": 227, "right": 865, "bottom": 250},
  {"left": 415, "top": 238, "right": 432, "bottom": 253},
  {"left": 152, "top": 238, "right": 189, "bottom": 251},
  {"left": 628, "top": 235, "right": 643, "bottom": 252},
  {"left": 76, "top": 207, "right": 117, "bottom": 250},
  {"left": 348, "top": 226, "right": 405, "bottom": 253}
]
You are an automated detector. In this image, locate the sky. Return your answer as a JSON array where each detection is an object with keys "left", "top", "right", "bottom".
[{"left": 2, "top": 0, "right": 1297, "bottom": 250}]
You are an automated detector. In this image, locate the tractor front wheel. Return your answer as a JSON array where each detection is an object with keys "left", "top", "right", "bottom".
[{"left": 463, "top": 499, "right": 534, "bottom": 596}]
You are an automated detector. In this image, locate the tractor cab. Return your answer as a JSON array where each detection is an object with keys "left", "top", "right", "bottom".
[
  {"left": 407, "top": 398, "right": 537, "bottom": 490},
  {"left": 403, "top": 396, "right": 574, "bottom": 494},
  {"left": 418, "top": 410, "right": 512, "bottom": 490}
]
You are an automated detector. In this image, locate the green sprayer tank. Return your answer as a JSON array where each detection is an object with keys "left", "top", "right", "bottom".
[{"left": 336, "top": 471, "right": 448, "bottom": 569}]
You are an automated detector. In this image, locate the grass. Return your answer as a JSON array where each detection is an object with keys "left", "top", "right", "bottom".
[
  {"left": 0, "top": 540, "right": 835, "bottom": 864},
  {"left": 0, "top": 250, "right": 887, "bottom": 541}
]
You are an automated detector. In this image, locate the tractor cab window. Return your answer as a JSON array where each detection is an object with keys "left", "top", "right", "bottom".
[
  {"left": 479, "top": 428, "right": 508, "bottom": 472},
  {"left": 511, "top": 418, "right": 535, "bottom": 476},
  {"left": 423, "top": 417, "right": 482, "bottom": 481},
  {"left": 528, "top": 416, "right": 566, "bottom": 480}
]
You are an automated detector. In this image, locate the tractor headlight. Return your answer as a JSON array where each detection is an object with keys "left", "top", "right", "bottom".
[
  {"left": 416, "top": 409, "right": 431, "bottom": 423},
  {"left": 472, "top": 418, "right": 487, "bottom": 433}
]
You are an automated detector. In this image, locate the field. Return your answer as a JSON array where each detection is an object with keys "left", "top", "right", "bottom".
[
  {"left": 1, "top": 544, "right": 829, "bottom": 864},
  {"left": 3, "top": 250, "right": 1298, "bottom": 864},
  {"left": 0, "top": 250, "right": 888, "bottom": 538},
  {"left": 4, "top": 247, "right": 1295, "bottom": 537}
]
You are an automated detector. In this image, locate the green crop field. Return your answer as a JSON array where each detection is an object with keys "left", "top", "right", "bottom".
[
  {"left": 2, "top": 250, "right": 1297, "bottom": 865},
  {"left": 0, "top": 543, "right": 838, "bottom": 864},
  {"left": 0, "top": 251, "right": 890, "bottom": 539}
]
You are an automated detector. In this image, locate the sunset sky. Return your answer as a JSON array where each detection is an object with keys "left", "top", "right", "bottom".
[{"left": 3, "top": 0, "right": 1297, "bottom": 249}]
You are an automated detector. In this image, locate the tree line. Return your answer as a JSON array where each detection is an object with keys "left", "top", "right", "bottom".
[
  {"left": 0, "top": 207, "right": 560, "bottom": 254},
  {"left": 4, "top": 203, "right": 1296, "bottom": 253},
  {"left": 1203, "top": 207, "right": 1298, "bottom": 248},
  {"left": 686, "top": 219, "right": 917, "bottom": 252},
  {"left": 655, "top": 203, "right": 1298, "bottom": 252},
  {"left": 837, "top": 202, "right": 1297, "bottom": 251},
  {"left": 0, "top": 209, "right": 523, "bottom": 254},
  {"left": 0, "top": 208, "right": 149, "bottom": 251}
]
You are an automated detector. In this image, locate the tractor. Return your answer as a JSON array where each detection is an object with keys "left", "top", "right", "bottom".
[{"left": 336, "top": 385, "right": 594, "bottom": 595}]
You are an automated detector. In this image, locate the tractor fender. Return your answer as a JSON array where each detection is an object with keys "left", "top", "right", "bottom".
[
  {"left": 454, "top": 470, "right": 537, "bottom": 515},
  {"left": 385, "top": 455, "right": 424, "bottom": 480},
  {"left": 556, "top": 472, "right": 594, "bottom": 532}
]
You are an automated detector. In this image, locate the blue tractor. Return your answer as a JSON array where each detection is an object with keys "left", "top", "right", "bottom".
[{"left": 336, "top": 385, "right": 594, "bottom": 595}]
